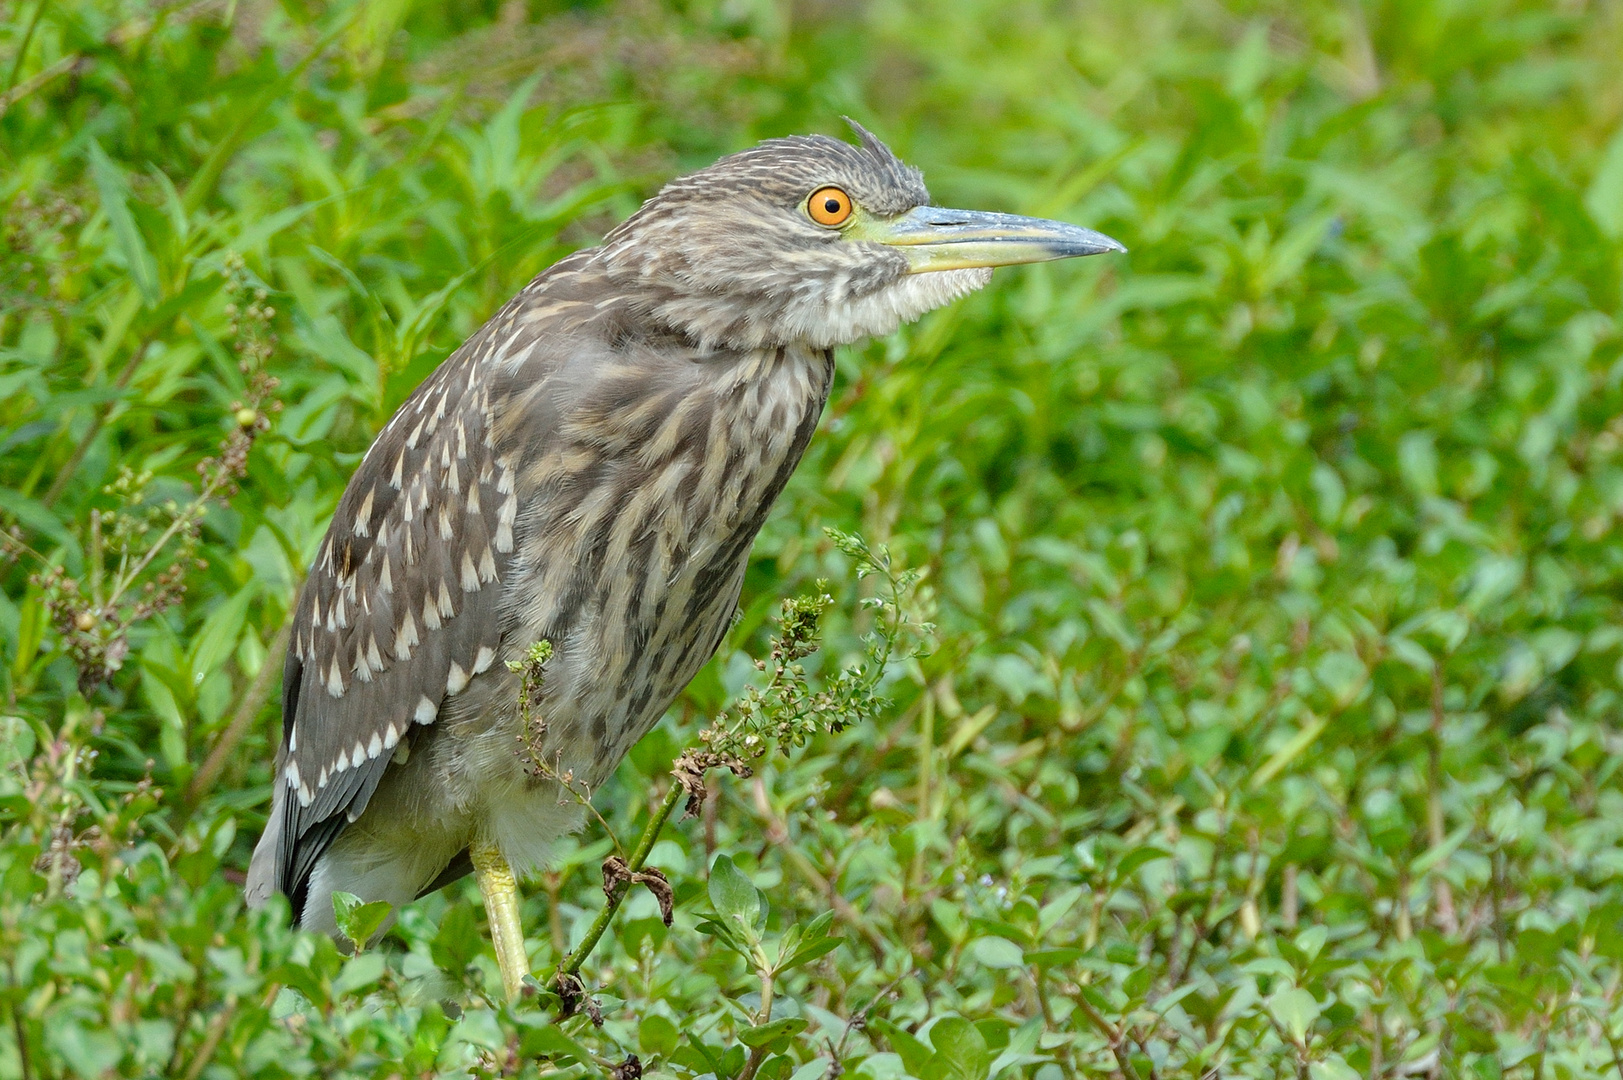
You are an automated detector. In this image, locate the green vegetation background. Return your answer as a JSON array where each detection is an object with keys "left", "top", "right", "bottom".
[{"left": 3, "top": 0, "right": 1623, "bottom": 1076}]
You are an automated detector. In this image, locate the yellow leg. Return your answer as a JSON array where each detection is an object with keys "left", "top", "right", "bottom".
[{"left": 471, "top": 839, "right": 529, "bottom": 1000}]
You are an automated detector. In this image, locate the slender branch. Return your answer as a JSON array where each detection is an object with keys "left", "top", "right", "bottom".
[
  {"left": 5, "top": 991, "right": 32, "bottom": 1080},
  {"left": 1074, "top": 994, "right": 1141, "bottom": 1080},
  {"left": 43, "top": 338, "right": 154, "bottom": 507},
  {"left": 101, "top": 465, "right": 227, "bottom": 609},
  {"left": 3, "top": 0, "right": 47, "bottom": 99},
  {"left": 186, "top": 618, "right": 291, "bottom": 805},
  {"left": 1602, "top": 1008, "right": 1623, "bottom": 1080},
  {"left": 747, "top": 776, "right": 887, "bottom": 955},
  {"left": 553, "top": 778, "right": 685, "bottom": 983},
  {"left": 736, "top": 962, "right": 776, "bottom": 1080},
  {"left": 1427, "top": 663, "right": 1457, "bottom": 934},
  {"left": 738, "top": 1045, "right": 770, "bottom": 1080},
  {"left": 0, "top": 51, "right": 79, "bottom": 119},
  {"left": 180, "top": 995, "right": 236, "bottom": 1080},
  {"left": 513, "top": 642, "right": 625, "bottom": 860},
  {"left": 1032, "top": 971, "right": 1080, "bottom": 1080}
]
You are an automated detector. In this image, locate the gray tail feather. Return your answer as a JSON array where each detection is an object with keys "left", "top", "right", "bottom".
[{"left": 245, "top": 777, "right": 284, "bottom": 914}]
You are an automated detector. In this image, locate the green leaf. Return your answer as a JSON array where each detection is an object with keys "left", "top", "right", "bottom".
[
  {"left": 1024, "top": 946, "right": 1087, "bottom": 967},
  {"left": 871, "top": 1018, "right": 933, "bottom": 1078},
  {"left": 1270, "top": 987, "right": 1320, "bottom": 1044},
  {"left": 187, "top": 584, "right": 256, "bottom": 685},
  {"left": 693, "top": 917, "right": 746, "bottom": 954},
  {"left": 1310, "top": 1056, "right": 1362, "bottom": 1080},
  {"left": 968, "top": 936, "right": 1025, "bottom": 969},
  {"left": 1293, "top": 924, "right": 1328, "bottom": 963},
  {"left": 1411, "top": 825, "right": 1472, "bottom": 876},
  {"left": 927, "top": 1016, "right": 992, "bottom": 1080},
  {"left": 640, "top": 1014, "right": 680, "bottom": 1058},
  {"left": 1385, "top": 635, "right": 1434, "bottom": 675},
  {"left": 519, "top": 1022, "right": 595, "bottom": 1064},
  {"left": 330, "top": 892, "right": 392, "bottom": 952},
  {"left": 331, "top": 952, "right": 385, "bottom": 996},
  {"left": 1250, "top": 714, "right": 1329, "bottom": 789},
  {"left": 1312, "top": 651, "right": 1366, "bottom": 709},
  {"left": 1586, "top": 124, "right": 1623, "bottom": 237},
  {"left": 88, "top": 141, "right": 161, "bottom": 306},
  {"left": 1113, "top": 845, "right": 1171, "bottom": 884},
  {"left": 131, "top": 939, "right": 196, "bottom": 983},
  {"left": 780, "top": 934, "right": 843, "bottom": 972},
  {"left": 790, "top": 1061, "right": 832, "bottom": 1080},
  {"left": 708, "top": 854, "right": 761, "bottom": 927},
  {"left": 48, "top": 1020, "right": 124, "bottom": 1078},
  {"left": 740, "top": 1017, "right": 807, "bottom": 1048},
  {"left": 801, "top": 908, "right": 837, "bottom": 940}
]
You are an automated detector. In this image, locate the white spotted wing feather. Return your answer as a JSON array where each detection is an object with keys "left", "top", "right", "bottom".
[{"left": 266, "top": 354, "right": 516, "bottom": 908}]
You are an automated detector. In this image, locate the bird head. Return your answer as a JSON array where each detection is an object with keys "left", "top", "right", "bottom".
[{"left": 598, "top": 120, "right": 1124, "bottom": 352}]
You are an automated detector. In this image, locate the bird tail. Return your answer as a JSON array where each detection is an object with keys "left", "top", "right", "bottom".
[{"left": 245, "top": 773, "right": 285, "bottom": 915}]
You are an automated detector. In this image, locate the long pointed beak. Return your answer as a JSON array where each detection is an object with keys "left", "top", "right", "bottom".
[{"left": 864, "top": 205, "right": 1126, "bottom": 273}]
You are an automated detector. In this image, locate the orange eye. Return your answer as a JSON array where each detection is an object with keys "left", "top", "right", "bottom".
[{"left": 807, "top": 186, "right": 853, "bottom": 226}]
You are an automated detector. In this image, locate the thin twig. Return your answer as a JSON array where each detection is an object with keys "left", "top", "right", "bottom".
[
  {"left": 735, "top": 960, "right": 777, "bottom": 1080},
  {"left": 180, "top": 996, "right": 236, "bottom": 1080},
  {"left": 187, "top": 618, "right": 291, "bottom": 805},
  {"left": 2, "top": 0, "right": 47, "bottom": 99},
  {"left": 834, "top": 968, "right": 913, "bottom": 1062},
  {"left": 0, "top": 52, "right": 80, "bottom": 119},
  {"left": 746, "top": 777, "right": 888, "bottom": 955},
  {"left": 1074, "top": 993, "right": 1141, "bottom": 1080},
  {"left": 1427, "top": 664, "right": 1457, "bottom": 934},
  {"left": 5, "top": 993, "right": 31, "bottom": 1080},
  {"left": 553, "top": 778, "right": 685, "bottom": 985},
  {"left": 43, "top": 337, "right": 154, "bottom": 507},
  {"left": 101, "top": 466, "right": 226, "bottom": 609},
  {"left": 1601, "top": 1009, "right": 1623, "bottom": 1080}
]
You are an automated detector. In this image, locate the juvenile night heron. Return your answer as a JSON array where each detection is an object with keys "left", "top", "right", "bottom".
[{"left": 246, "top": 121, "right": 1122, "bottom": 994}]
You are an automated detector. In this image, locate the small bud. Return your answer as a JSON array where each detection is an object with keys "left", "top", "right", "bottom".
[
  {"left": 236, "top": 407, "right": 259, "bottom": 427},
  {"left": 75, "top": 611, "right": 97, "bottom": 632}
]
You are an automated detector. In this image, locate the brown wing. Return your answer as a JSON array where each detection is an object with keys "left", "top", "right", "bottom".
[{"left": 271, "top": 348, "right": 521, "bottom": 916}]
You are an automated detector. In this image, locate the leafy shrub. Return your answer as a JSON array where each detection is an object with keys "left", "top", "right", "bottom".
[{"left": 4, "top": 0, "right": 1623, "bottom": 1077}]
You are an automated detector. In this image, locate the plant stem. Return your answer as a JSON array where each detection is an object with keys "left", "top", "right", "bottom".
[
  {"left": 5, "top": 989, "right": 32, "bottom": 1080},
  {"left": 738, "top": 1044, "right": 769, "bottom": 1080},
  {"left": 180, "top": 994, "right": 236, "bottom": 1080},
  {"left": 3, "top": 0, "right": 47, "bottom": 99},
  {"left": 1075, "top": 994, "right": 1141, "bottom": 1080},
  {"left": 186, "top": 618, "right": 291, "bottom": 806},
  {"left": 554, "top": 778, "right": 684, "bottom": 983},
  {"left": 735, "top": 961, "right": 777, "bottom": 1080},
  {"left": 747, "top": 781, "right": 887, "bottom": 956},
  {"left": 102, "top": 466, "right": 226, "bottom": 609},
  {"left": 756, "top": 963, "right": 774, "bottom": 1026},
  {"left": 43, "top": 337, "right": 153, "bottom": 507},
  {"left": 912, "top": 688, "right": 933, "bottom": 893}
]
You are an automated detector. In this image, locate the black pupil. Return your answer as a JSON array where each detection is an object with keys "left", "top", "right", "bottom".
[{"left": 823, "top": 197, "right": 842, "bottom": 213}]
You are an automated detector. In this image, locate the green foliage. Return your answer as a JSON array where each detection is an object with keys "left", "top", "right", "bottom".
[
  {"left": 4, "top": 0, "right": 1623, "bottom": 1077},
  {"left": 331, "top": 891, "right": 394, "bottom": 954}
]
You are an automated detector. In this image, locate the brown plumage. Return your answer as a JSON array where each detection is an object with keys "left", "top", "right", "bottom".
[{"left": 247, "top": 121, "right": 1122, "bottom": 938}]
